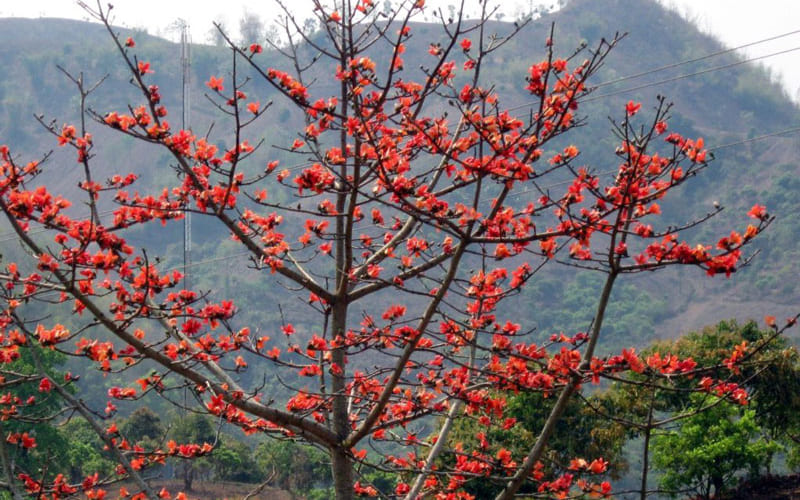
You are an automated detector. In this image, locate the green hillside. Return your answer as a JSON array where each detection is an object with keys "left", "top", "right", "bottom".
[{"left": 0, "top": 0, "right": 797, "bottom": 351}]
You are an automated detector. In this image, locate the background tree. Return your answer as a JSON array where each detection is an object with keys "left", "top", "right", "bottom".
[
  {"left": 255, "top": 439, "right": 333, "bottom": 498},
  {"left": 238, "top": 10, "right": 265, "bottom": 46},
  {"left": 0, "top": 347, "right": 73, "bottom": 487},
  {"left": 62, "top": 419, "right": 116, "bottom": 484},
  {"left": 210, "top": 438, "right": 261, "bottom": 483},
  {"left": 576, "top": 319, "right": 798, "bottom": 498},
  {"left": 121, "top": 407, "right": 165, "bottom": 445},
  {"left": 652, "top": 394, "right": 780, "bottom": 499},
  {"left": 445, "top": 390, "right": 628, "bottom": 497},
  {"left": 207, "top": 17, "right": 229, "bottom": 47},
  {"left": 170, "top": 413, "right": 217, "bottom": 491}
]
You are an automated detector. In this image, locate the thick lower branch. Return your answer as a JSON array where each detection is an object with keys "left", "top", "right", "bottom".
[
  {"left": 0, "top": 198, "right": 338, "bottom": 447},
  {"left": 26, "top": 341, "right": 157, "bottom": 498},
  {"left": 495, "top": 271, "right": 617, "bottom": 500},
  {"left": 344, "top": 243, "right": 466, "bottom": 448}
]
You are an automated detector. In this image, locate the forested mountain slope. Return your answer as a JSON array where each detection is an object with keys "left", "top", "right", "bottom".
[{"left": 0, "top": 0, "right": 797, "bottom": 353}]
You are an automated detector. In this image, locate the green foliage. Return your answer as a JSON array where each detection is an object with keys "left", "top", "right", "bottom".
[
  {"left": 509, "top": 391, "right": 629, "bottom": 477},
  {"left": 169, "top": 413, "right": 217, "bottom": 491},
  {"left": 255, "top": 439, "right": 333, "bottom": 497},
  {"left": 652, "top": 395, "right": 780, "bottom": 499},
  {"left": 356, "top": 469, "right": 396, "bottom": 499},
  {"left": 171, "top": 412, "right": 216, "bottom": 444},
  {"left": 126, "top": 410, "right": 265, "bottom": 484},
  {"left": 62, "top": 419, "right": 115, "bottom": 482},
  {"left": 122, "top": 407, "right": 165, "bottom": 444},
  {"left": 445, "top": 391, "right": 627, "bottom": 497},
  {"left": 590, "top": 320, "right": 799, "bottom": 494},
  {"left": 211, "top": 438, "right": 261, "bottom": 483},
  {"left": 0, "top": 347, "right": 75, "bottom": 483},
  {"left": 645, "top": 319, "right": 800, "bottom": 424}
]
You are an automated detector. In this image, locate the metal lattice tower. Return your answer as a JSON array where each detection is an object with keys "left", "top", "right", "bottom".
[{"left": 180, "top": 22, "right": 192, "bottom": 290}]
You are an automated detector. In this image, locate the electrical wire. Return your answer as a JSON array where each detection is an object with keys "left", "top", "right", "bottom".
[
  {"left": 506, "top": 44, "right": 800, "bottom": 112},
  {"left": 582, "top": 45, "right": 800, "bottom": 103},
  {"left": 505, "top": 124, "right": 800, "bottom": 200},
  {"left": 708, "top": 125, "right": 800, "bottom": 151},
  {"left": 592, "top": 28, "right": 800, "bottom": 90}
]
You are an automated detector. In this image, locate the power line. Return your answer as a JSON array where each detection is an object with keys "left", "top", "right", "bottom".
[
  {"left": 228, "top": 29, "right": 800, "bottom": 180},
  {"left": 593, "top": 28, "right": 800, "bottom": 90},
  {"left": 708, "top": 125, "right": 800, "bottom": 152},
  {"left": 166, "top": 250, "right": 251, "bottom": 274},
  {"left": 508, "top": 46, "right": 800, "bottom": 111},
  {"left": 504, "top": 123, "right": 800, "bottom": 199},
  {"left": 279, "top": 31, "right": 800, "bottom": 175},
  {"left": 268, "top": 41, "right": 800, "bottom": 210},
  {"left": 582, "top": 45, "right": 800, "bottom": 103},
  {"left": 507, "top": 44, "right": 800, "bottom": 112}
]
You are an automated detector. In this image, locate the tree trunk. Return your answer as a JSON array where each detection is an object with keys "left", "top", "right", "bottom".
[
  {"left": 330, "top": 298, "right": 353, "bottom": 499},
  {"left": 640, "top": 425, "right": 652, "bottom": 500},
  {"left": 331, "top": 446, "right": 354, "bottom": 500},
  {"left": 712, "top": 474, "right": 724, "bottom": 499},
  {"left": 640, "top": 384, "right": 656, "bottom": 500},
  {"left": 182, "top": 462, "right": 193, "bottom": 492}
]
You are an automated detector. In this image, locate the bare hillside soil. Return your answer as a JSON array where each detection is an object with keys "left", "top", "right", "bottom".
[
  {"left": 117, "top": 480, "right": 294, "bottom": 500},
  {"left": 718, "top": 474, "right": 800, "bottom": 500}
]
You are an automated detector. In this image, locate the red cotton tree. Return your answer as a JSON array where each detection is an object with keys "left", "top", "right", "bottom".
[{"left": 0, "top": 1, "right": 790, "bottom": 499}]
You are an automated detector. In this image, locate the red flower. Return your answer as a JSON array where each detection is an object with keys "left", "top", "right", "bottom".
[
  {"left": 626, "top": 100, "right": 641, "bottom": 116},
  {"left": 206, "top": 76, "right": 224, "bottom": 92},
  {"left": 137, "top": 61, "right": 153, "bottom": 75},
  {"left": 38, "top": 377, "right": 52, "bottom": 392},
  {"left": 747, "top": 204, "right": 768, "bottom": 220},
  {"left": 125, "top": 37, "right": 135, "bottom": 48}
]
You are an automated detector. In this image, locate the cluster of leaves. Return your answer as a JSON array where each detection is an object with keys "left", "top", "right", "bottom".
[
  {"left": 599, "top": 320, "right": 797, "bottom": 498},
  {"left": 652, "top": 395, "right": 779, "bottom": 500},
  {"left": 0, "top": 1, "right": 792, "bottom": 499},
  {"left": 442, "top": 389, "right": 628, "bottom": 498},
  {"left": 448, "top": 320, "right": 800, "bottom": 498}
]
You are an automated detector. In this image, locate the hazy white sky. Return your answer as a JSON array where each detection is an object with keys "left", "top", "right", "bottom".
[{"left": 3, "top": 1, "right": 800, "bottom": 97}]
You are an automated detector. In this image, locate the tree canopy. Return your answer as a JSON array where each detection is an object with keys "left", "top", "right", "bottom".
[{"left": 652, "top": 395, "right": 779, "bottom": 499}]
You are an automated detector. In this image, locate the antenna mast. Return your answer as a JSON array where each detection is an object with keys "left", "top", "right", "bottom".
[{"left": 180, "top": 21, "right": 192, "bottom": 290}]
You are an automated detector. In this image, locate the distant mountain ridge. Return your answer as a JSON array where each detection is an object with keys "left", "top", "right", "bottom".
[{"left": 0, "top": 0, "right": 797, "bottom": 344}]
